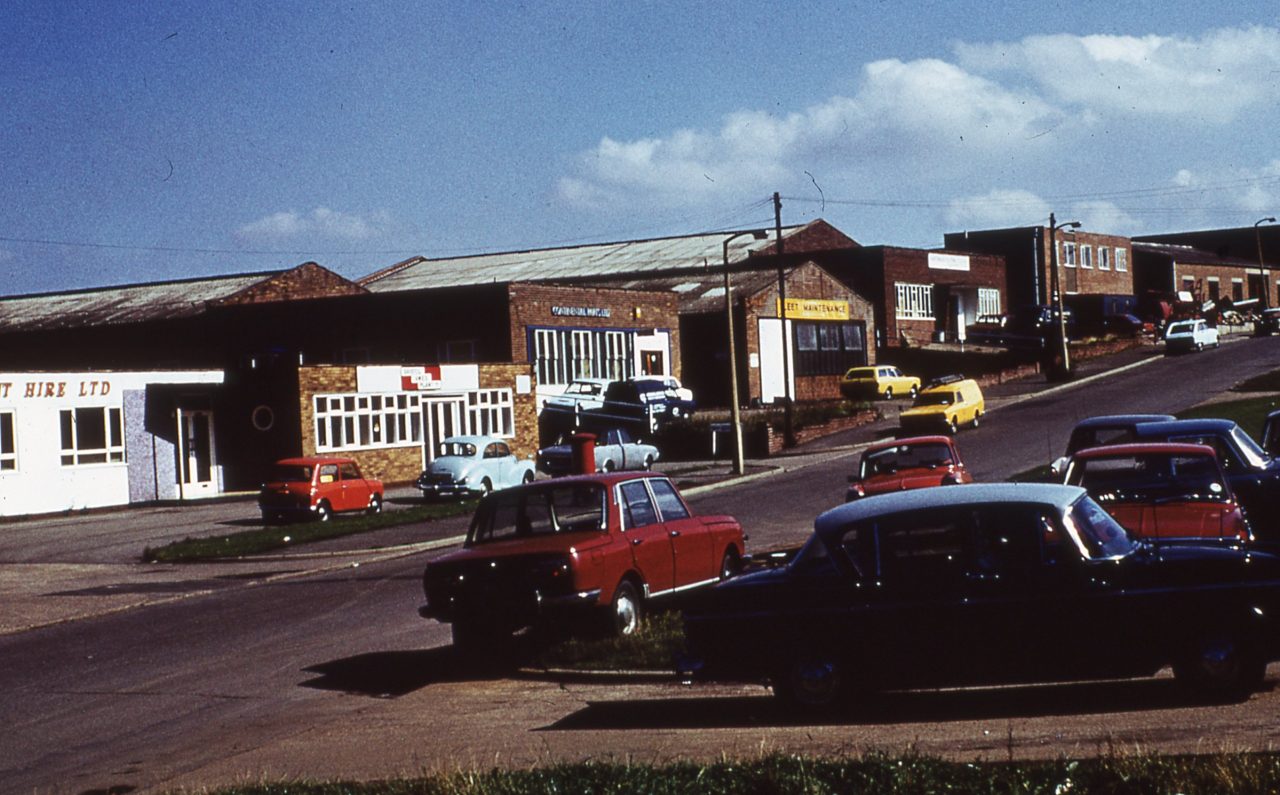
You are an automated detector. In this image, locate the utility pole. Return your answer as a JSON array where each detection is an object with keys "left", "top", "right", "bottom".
[
  {"left": 1048, "top": 212, "right": 1079, "bottom": 380},
  {"left": 774, "top": 192, "right": 794, "bottom": 447},
  {"left": 1256, "top": 217, "right": 1275, "bottom": 310}
]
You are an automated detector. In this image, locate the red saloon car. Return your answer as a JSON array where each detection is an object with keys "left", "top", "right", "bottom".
[
  {"left": 846, "top": 435, "right": 972, "bottom": 501},
  {"left": 258, "top": 456, "right": 384, "bottom": 524},
  {"left": 1062, "top": 442, "right": 1250, "bottom": 544},
  {"left": 420, "top": 472, "right": 745, "bottom": 651}
]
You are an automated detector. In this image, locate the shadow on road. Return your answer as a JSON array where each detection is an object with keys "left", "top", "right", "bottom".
[{"left": 541, "top": 677, "right": 1269, "bottom": 730}]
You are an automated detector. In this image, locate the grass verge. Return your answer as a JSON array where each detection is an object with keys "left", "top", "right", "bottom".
[
  {"left": 192, "top": 750, "right": 1280, "bottom": 794},
  {"left": 1177, "top": 394, "right": 1280, "bottom": 440},
  {"left": 141, "top": 500, "right": 476, "bottom": 563},
  {"left": 530, "top": 610, "right": 684, "bottom": 671}
]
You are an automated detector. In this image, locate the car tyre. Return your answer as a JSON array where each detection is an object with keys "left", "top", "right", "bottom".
[
  {"left": 947, "top": 418, "right": 959, "bottom": 435},
  {"left": 480, "top": 477, "right": 493, "bottom": 496},
  {"left": 908, "top": 385, "right": 919, "bottom": 399},
  {"left": 774, "top": 655, "right": 847, "bottom": 712},
  {"left": 367, "top": 494, "right": 382, "bottom": 516},
  {"left": 608, "top": 581, "right": 643, "bottom": 636},
  {"left": 1195, "top": 341, "right": 1204, "bottom": 352},
  {"left": 1173, "top": 633, "right": 1265, "bottom": 700},
  {"left": 719, "top": 548, "right": 742, "bottom": 580},
  {"left": 522, "top": 470, "right": 535, "bottom": 484},
  {"left": 601, "top": 459, "right": 616, "bottom": 473},
  {"left": 971, "top": 411, "right": 981, "bottom": 429},
  {"left": 883, "top": 387, "right": 893, "bottom": 400},
  {"left": 315, "top": 501, "right": 333, "bottom": 523},
  {"left": 643, "top": 454, "right": 655, "bottom": 471}
]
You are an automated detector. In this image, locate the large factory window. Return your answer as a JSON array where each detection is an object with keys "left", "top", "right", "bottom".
[{"left": 59, "top": 407, "right": 125, "bottom": 466}]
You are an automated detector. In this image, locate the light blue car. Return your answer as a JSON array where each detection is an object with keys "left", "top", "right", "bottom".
[
  {"left": 416, "top": 435, "right": 536, "bottom": 499},
  {"left": 537, "top": 427, "right": 659, "bottom": 476}
]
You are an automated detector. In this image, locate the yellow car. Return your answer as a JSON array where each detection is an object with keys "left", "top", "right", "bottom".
[
  {"left": 839, "top": 365, "right": 921, "bottom": 400},
  {"left": 899, "top": 376, "right": 985, "bottom": 435}
]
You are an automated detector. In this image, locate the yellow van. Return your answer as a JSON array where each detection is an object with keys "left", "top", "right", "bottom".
[
  {"left": 899, "top": 376, "right": 985, "bottom": 435},
  {"left": 839, "top": 365, "right": 921, "bottom": 400}
]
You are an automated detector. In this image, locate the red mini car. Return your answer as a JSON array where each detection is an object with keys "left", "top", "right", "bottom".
[
  {"left": 419, "top": 472, "right": 745, "bottom": 651},
  {"left": 846, "top": 435, "right": 972, "bottom": 501},
  {"left": 258, "top": 456, "right": 384, "bottom": 524},
  {"left": 1062, "top": 442, "right": 1250, "bottom": 544}
]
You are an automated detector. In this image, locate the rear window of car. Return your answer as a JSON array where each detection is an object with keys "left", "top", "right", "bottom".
[
  {"left": 439, "top": 441, "right": 477, "bottom": 457},
  {"left": 468, "top": 484, "right": 605, "bottom": 543},
  {"left": 270, "top": 464, "right": 313, "bottom": 483}
]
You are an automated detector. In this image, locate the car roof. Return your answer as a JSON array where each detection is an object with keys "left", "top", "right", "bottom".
[
  {"left": 1072, "top": 413, "right": 1177, "bottom": 430},
  {"left": 863, "top": 435, "right": 953, "bottom": 454},
  {"left": 490, "top": 471, "right": 665, "bottom": 491},
  {"left": 1070, "top": 442, "right": 1217, "bottom": 460},
  {"left": 1131, "top": 418, "right": 1239, "bottom": 437},
  {"left": 814, "top": 483, "right": 1086, "bottom": 536},
  {"left": 568, "top": 377, "right": 612, "bottom": 385},
  {"left": 274, "top": 456, "right": 353, "bottom": 466},
  {"left": 440, "top": 435, "right": 505, "bottom": 447}
]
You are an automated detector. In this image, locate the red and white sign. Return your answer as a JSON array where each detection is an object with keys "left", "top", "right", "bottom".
[{"left": 400, "top": 366, "right": 443, "bottom": 391}]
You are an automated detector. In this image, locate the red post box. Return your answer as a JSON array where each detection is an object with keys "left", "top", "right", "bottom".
[{"left": 570, "top": 432, "right": 597, "bottom": 475}]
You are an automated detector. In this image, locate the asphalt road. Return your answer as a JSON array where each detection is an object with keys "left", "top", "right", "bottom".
[{"left": 5, "top": 336, "right": 1280, "bottom": 794}]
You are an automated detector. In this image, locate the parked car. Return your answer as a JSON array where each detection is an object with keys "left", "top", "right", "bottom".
[
  {"left": 846, "top": 435, "right": 971, "bottom": 501},
  {"left": 1164, "top": 318, "right": 1219, "bottom": 353},
  {"left": 1104, "top": 313, "right": 1145, "bottom": 337},
  {"left": 680, "top": 483, "right": 1280, "bottom": 710},
  {"left": 594, "top": 377, "right": 696, "bottom": 431},
  {"left": 416, "top": 436, "right": 536, "bottom": 499},
  {"left": 1062, "top": 442, "right": 1251, "bottom": 545},
  {"left": 537, "top": 427, "right": 660, "bottom": 476},
  {"left": 543, "top": 378, "right": 611, "bottom": 414},
  {"left": 633, "top": 374, "right": 694, "bottom": 404},
  {"left": 1049, "top": 413, "right": 1177, "bottom": 475},
  {"left": 1264, "top": 408, "right": 1280, "bottom": 456},
  {"left": 1128, "top": 419, "right": 1280, "bottom": 545},
  {"left": 420, "top": 472, "right": 745, "bottom": 651},
  {"left": 967, "top": 305, "right": 1075, "bottom": 348},
  {"left": 899, "top": 376, "right": 984, "bottom": 435},
  {"left": 258, "top": 456, "right": 384, "bottom": 523},
  {"left": 1255, "top": 308, "right": 1280, "bottom": 337},
  {"left": 839, "top": 366, "right": 921, "bottom": 401}
]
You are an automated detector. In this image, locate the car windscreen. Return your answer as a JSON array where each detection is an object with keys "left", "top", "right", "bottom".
[
  {"left": 913, "top": 391, "right": 954, "bottom": 407},
  {"left": 565, "top": 382, "right": 602, "bottom": 395},
  {"left": 860, "top": 443, "right": 952, "bottom": 478},
  {"left": 1067, "top": 453, "right": 1230, "bottom": 503},
  {"left": 1230, "top": 425, "right": 1271, "bottom": 468},
  {"left": 438, "top": 442, "right": 476, "bottom": 457},
  {"left": 468, "top": 484, "right": 606, "bottom": 544},
  {"left": 269, "top": 464, "right": 313, "bottom": 483},
  {"left": 1063, "top": 495, "right": 1139, "bottom": 559}
]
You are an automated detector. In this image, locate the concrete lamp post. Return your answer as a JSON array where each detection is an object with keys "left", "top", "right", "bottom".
[
  {"left": 723, "top": 229, "right": 769, "bottom": 475},
  {"left": 1048, "top": 212, "right": 1080, "bottom": 380},
  {"left": 1255, "top": 217, "right": 1275, "bottom": 310}
]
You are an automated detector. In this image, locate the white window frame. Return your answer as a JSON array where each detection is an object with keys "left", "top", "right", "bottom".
[
  {"left": 59, "top": 406, "right": 124, "bottom": 466},
  {"left": 534, "top": 329, "right": 567, "bottom": 386},
  {"left": 895, "top": 282, "right": 935, "bottom": 320},
  {"left": 315, "top": 392, "right": 424, "bottom": 453},
  {"left": 0, "top": 410, "right": 15, "bottom": 471},
  {"left": 1081, "top": 244, "right": 1093, "bottom": 269},
  {"left": 977, "top": 287, "right": 1001, "bottom": 317},
  {"left": 1115, "top": 248, "right": 1128, "bottom": 272},
  {"left": 1097, "top": 246, "right": 1111, "bottom": 271},
  {"left": 532, "top": 327, "right": 638, "bottom": 387},
  {"left": 1061, "top": 242, "right": 1078, "bottom": 268},
  {"left": 467, "top": 389, "right": 515, "bottom": 438}
]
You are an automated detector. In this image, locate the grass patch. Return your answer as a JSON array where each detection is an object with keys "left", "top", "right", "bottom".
[
  {"left": 530, "top": 610, "right": 684, "bottom": 671},
  {"left": 190, "top": 750, "right": 1280, "bottom": 794},
  {"left": 1176, "top": 394, "right": 1280, "bottom": 440},
  {"left": 141, "top": 500, "right": 476, "bottom": 563},
  {"left": 1233, "top": 369, "right": 1280, "bottom": 393}
]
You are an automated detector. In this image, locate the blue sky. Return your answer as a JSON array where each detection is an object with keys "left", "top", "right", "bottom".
[{"left": 3, "top": 1, "right": 1279, "bottom": 295}]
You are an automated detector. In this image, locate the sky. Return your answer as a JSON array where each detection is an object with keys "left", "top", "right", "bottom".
[{"left": 3, "top": 1, "right": 1280, "bottom": 296}]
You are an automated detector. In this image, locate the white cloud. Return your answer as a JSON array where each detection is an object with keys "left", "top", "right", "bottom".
[
  {"left": 946, "top": 189, "right": 1049, "bottom": 230},
  {"left": 235, "top": 208, "right": 393, "bottom": 243},
  {"left": 956, "top": 27, "right": 1280, "bottom": 122},
  {"left": 558, "top": 57, "right": 1060, "bottom": 212}
]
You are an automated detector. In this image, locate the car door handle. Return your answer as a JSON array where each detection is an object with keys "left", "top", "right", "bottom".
[
  {"left": 631, "top": 538, "right": 643, "bottom": 546},
  {"left": 669, "top": 530, "right": 681, "bottom": 537}
]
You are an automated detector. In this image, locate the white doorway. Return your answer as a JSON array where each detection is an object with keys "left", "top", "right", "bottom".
[
  {"left": 421, "top": 396, "right": 468, "bottom": 467},
  {"left": 757, "top": 317, "right": 795, "bottom": 405},
  {"left": 176, "top": 409, "right": 217, "bottom": 499}
]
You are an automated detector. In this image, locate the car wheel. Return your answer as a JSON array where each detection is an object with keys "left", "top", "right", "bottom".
[
  {"left": 366, "top": 494, "right": 382, "bottom": 516},
  {"left": 719, "top": 548, "right": 742, "bottom": 580},
  {"left": 608, "top": 581, "right": 643, "bottom": 636},
  {"left": 643, "top": 454, "right": 655, "bottom": 471},
  {"left": 1195, "top": 341, "right": 1204, "bottom": 351},
  {"left": 883, "top": 387, "right": 893, "bottom": 400},
  {"left": 971, "top": 411, "right": 981, "bottom": 429},
  {"left": 671, "top": 406, "right": 683, "bottom": 419},
  {"left": 1173, "top": 634, "right": 1265, "bottom": 699},
  {"left": 315, "top": 501, "right": 333, "bottom": 522},
  {"left": 601, "top": 459, "right": 616, "bottom": 473},
  {"left": 947, "top": 418, "right": 959, "bottom": 435},
  {"left": 774, "top": 655, "right": 847, "bottom": 712},
  {"left": 522, "top": 470, "right": 535, "bottom": 484},
  {"left": 908, "top": 385, "right": 919, "bottom": 399}
]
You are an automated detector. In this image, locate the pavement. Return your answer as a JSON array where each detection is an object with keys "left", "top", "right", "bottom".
[{"left": 0, "top": 333, "right": 1198, "bottom": 636}]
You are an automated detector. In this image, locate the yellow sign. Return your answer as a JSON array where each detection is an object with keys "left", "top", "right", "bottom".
[{"left": 776, "top": 298, "right": 849, "bottom": 320}]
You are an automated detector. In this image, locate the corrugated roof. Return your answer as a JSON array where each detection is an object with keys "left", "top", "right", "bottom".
[
  {"left": 0, "top": 271, "right": 280, "bottom": 333},
  {"left": 360, "top": 225, "right": 827, "bottom": 293},
  {"left": 585, "top": 267, "right": 793, "bottom": 314},
  {"left": 1132, "top": 241, "right": 1259, "bottom": 268}
]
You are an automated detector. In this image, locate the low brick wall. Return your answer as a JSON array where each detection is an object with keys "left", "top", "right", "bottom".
[{"left": 761, "top": 410, "right": 879, "bottom": 455}]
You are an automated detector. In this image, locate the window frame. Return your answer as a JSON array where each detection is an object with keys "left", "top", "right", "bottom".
[
  {"left": 59, "top": 406, "right": 125, "bottom": 466},
  {"left": 0, "top": 410, "right": 15, "bottom": 471}
]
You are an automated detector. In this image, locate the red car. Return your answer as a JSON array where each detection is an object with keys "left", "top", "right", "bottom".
[
  {"left": 419, "top": 472, "right": 745, "bottom": 651},
  {"left": 1062, "top": 443, "right": 1250, "bottom": 544},
  {"left": 846, "top": 435, "right": 972, "bottom": 501},
  {"left": 258, "top": 456, "right": 384, "bottom": 524}
]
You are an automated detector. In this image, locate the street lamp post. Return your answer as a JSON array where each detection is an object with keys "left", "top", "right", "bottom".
[
  {"left": 1048, "top": 212, "right": 1080, "bottom": 379},
  {"left": 1255, "top": 216, "right": 1276, "bottom": 310},
  {"left": 723, "top": 229, "right": 769, "bottom": 475}
]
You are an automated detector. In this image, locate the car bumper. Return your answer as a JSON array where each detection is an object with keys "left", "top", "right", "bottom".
[
  {"left": 420, "top": 587, "right": 603, "bottom": 625},
  {"left": 417, "top": 481, "right": 481, "bottom": 498}
]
